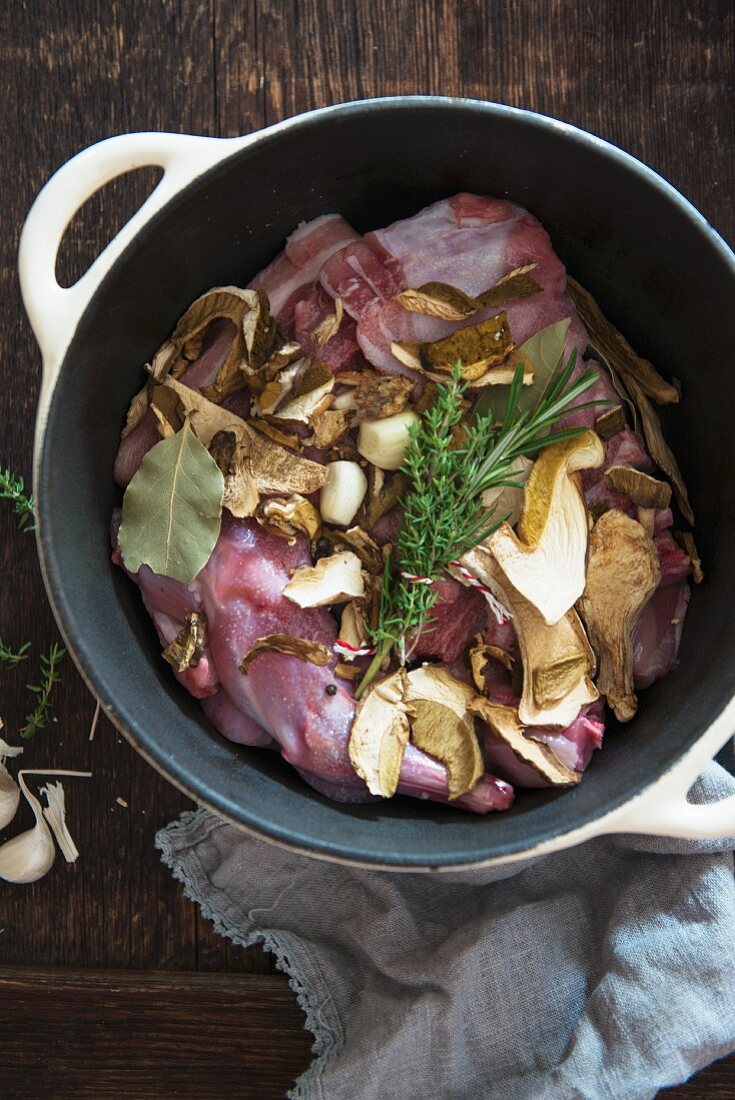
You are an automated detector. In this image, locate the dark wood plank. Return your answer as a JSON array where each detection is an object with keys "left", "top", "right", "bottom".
[{"left": 0, "top": 966, "right": 311, "bottom": 1098}]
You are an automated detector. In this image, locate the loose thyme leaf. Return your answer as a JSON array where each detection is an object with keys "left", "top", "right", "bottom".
[
  {"left": 20, "top": 644, "right": 66, "bottom": 739},
  {"left": 0, "top": 467, "right": 35, "bottom": 531},
  {"left": 0, "top": 638, "right": 31, "bottom": 668}
]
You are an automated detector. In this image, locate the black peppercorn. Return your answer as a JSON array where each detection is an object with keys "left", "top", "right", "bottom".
[{"left": 325, "top": 683, "right": 337, "bottom": 696}]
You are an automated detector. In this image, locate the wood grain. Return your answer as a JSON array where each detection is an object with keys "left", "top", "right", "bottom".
[
  {"left": 0, "top": 966, "right": 312, "bottom": 1098},
  {"left": 0, "top": 0, "right": 732, "bottom": 1096}
]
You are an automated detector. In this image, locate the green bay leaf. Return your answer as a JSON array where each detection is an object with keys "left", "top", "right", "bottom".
[
  {"left": 476, "top": 317, "right": 571, "bottom": 421},
  {"left": 118, "top": 419, "right": 224, "bottom": 583}
]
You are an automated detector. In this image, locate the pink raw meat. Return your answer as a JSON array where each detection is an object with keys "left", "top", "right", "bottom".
[
  {"left": 581, "top": 427, "right": 654, "bottom": 513},
  {"left": 292, "top": 284, "right": 366, "bottom": 373},
  {"left": 250, "top": 214, "right": 360, "bottom": 325},
  {"left": 478, "top": 703, "right": 605, "bottom": 789},
  {"left": 633, "top": 582, "right": 691, "bottom": 689},
  {"left": 412, "top": 578, "right": 487, "bottom": 663},
  {"left": 320, "top": 238, "right": 404, "bottom": 319},
  {"left": 655, "top": 530, "right": 692, "bottom": 587},
  {"left": 201, "top": 690, "right": 276, "bottom": 749}
]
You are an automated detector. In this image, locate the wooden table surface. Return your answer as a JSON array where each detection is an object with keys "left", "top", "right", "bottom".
[{"left": 0, "top": 2, "right": 732, "bottom": 1097}]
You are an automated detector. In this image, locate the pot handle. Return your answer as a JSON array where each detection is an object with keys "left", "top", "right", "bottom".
[
  {"left": 600, "top": 720, "right": 735, "bottom": 840},
  {"left": 19, "top": 131, "right": 235, "bottom": 410}
]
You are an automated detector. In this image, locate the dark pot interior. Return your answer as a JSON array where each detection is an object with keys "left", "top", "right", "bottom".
[{"left": 37, "top": 99, "right": 735, "bottom": 867}]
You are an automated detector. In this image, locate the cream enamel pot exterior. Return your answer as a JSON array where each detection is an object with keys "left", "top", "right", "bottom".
[{"left": 19, "top": 98, "right": 735, "bottom": 870}]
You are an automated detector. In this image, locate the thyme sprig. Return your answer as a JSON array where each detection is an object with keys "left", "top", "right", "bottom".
[
  {"left": 0, "top": 637, "right": 31, "bottom": 667},
  {"left": 356, "top": 354, "right": 602, "bottom": 697},
  {"left": 20, "top": 643, "right": 66, "bottom": 739},
  {"left": 0, "top": 467, "right": 35, "bottom": 531}
]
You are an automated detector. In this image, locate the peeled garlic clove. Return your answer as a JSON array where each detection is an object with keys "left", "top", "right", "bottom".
[
  {"left": 320, "top": 461, "right": 368, "bottom": 526},
  {"left": 0, "top": 736, "right": 23, "bottom": 830},
  {"left": 0, "top": 772, "right": 55, "bottom": 884},
  {"left": 357, "top": 410, "right": 419, "bottom": 470}
]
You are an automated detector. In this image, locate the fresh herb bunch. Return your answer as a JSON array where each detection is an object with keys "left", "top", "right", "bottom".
[
  {"left": 0, "top": 637, "right": 31, "bottom": 667},
  {"left": 20, "top": 643, "right": 66, "bottom": 739},
  {"left": 0, "top": 467, "right": 35, "bottom": 531},
  {"left": 356, "top": 354, "right": 602, "bottom": 697}
]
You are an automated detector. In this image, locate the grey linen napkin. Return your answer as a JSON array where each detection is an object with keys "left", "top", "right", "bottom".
[{"left": 157, "top": 763, "right": 735, "bottom": 1100}]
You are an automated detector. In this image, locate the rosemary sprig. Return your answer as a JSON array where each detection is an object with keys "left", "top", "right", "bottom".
[
  {"left": 0, "top": 637, "right": 31, "bottom": 667},
  {"left": 20, "top": 643, "right": 66, "bottom": 739},
  {"left": 0, "top": 467, "right": 35, "bottom": 531},
  {"left": 356, "top": 354, "right": 603, "bottom": 697}
]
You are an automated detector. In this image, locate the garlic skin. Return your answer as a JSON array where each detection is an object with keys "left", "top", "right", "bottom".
[
  {"left": 0, "top": 736, "right": 22, "bottom": 830},
  {"left": 357, "top": 410, "right": 420, "bottom": 470},
  {"left": 320, "top": 461, "right": 368, "bottom": 526}
]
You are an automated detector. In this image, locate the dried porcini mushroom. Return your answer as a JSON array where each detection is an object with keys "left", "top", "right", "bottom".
[
  {"left": 162, "top": 612, "right": 207, "bottom": 672},
  {"left": 150, "top": 287, "right": 256, "bottom": 401},
  {"left": 256, "top": 495, "right": 322, "bottom": 544},
  {"left": 358, "top": 469, "right": 409, "bottom": 530},
  {"left": 481, "top": 455, "right": 533, "bottom": 529},
  {"left": 420, "top": 313, "right": 516, "bottom": 380},
  {"left": 404, "top": 666, "right": 484, "bottom": 800},
  {"left": 239, "top": 634, "right": 331, "bottom": 674},
  {"left": 273, "top": 361, "right": 335, "bottom": 422},
  {"left": 322, "top": 525, "right": 383, "bottom": 575},
  {"left": 121, "top": 382, "right": 153, "bottom": 438},
  {"left": 246, "top": 427, "right": 328, "bottom": 496},
  {"left": 354, "top": 375, "right": 414, "bottom": 420},
  {"left": 460, "top": 545, "right": 598, "bottom": 727},
  {"left": 150, "top": 383, "right": 184, "bottom": 438},
  {"left": 604, "top": 465, "right": 672, "bottom": 510},
  {"left": 395, "top": 282, "right": 478, "bottom": 321},
  {"left": 394, "top": 265, "right": 541, "bottom": 322},
  {"left": 339, "top": 600, "right": 368, "bottom": 652},
  {"left": 488, "top": 432, "right": 604, "bottom": 625},
  {"left": 594, "top": 404, "right": 626, "bottom": 441},
  {"left": 308, "top": 408, "right": 352, "bottom": 448},
  {"left": 335, "top": 662, "right": 359, "bottom": 682},
  {"left": 566, "top": 277, "right": 680, "bottom": 406},
  {"left": 468, "top": 698, "right": 580, "bottom": 786},
  {"left": 577, "top": 509, "right": 660, "bottom": 722},
  {"left": 349, "top": 668, "right": 411, "bottom": 797},
  {"left": 209, "top": 430, "right": 259, "bottom": 518},
  {"left": 566, "top": 277, "right": 693, "bottom": 524},
  {"left": 468, "top": 635, "right": 514, "bottom": 693},
  {"left": 311, "top": 298, "right": 344, "bottom": 347},
  {"left": 676, "top": 530, "right": 704, "bottom": 584},
  {"left": 247, "top": 418, "right": 303, "bottom": 451},
  {"left": 282, "top": 551, "right": 365, "bottom": 608},
  {"left": 473, "top": 264, "right": 542, "bottom": 309},
  {"left": 156, "top": 377, "right": 248, "bottom": 448}
]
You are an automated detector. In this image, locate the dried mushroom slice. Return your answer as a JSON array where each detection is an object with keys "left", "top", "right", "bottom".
[
  {"left": 468, "top": 635, "right": 515, "bottom": 693},
  {"left": 468, "top": 697, "right": 580, "bottom": 786},
  {"left": 420, "top": 313, "right": 516, "bottom": 380},
  {"left": 349, "top": 669, "right": 411, "bottom": 797},
  {"left": 322, "top": 525, "right": 383, "bottom": 575},
  {"left": 473, "top": 264, "right": 542, "bottom": 309},
  {"left": 577, "top": 509, "right": 660, "bottom": 722},
  {"left": 161, "top": 612, "right": 207, "bottom": 672},
  {"left": 308, "top": 408, "right": 352, "bottom": 448},
  {"left": 156, "top": 377, "right": 249, "bottom": 448},
  {"left": 339, "top": 600, "right": 368, "bottom": 652},
  {"left": 405, "top": 666, "right": 484, "bottom": 800},
  {"left": 676, "top": 530, "right": 704, "bottom": 584},
  {"left": 151, "top": 287, "right": 258, "bottom": 400},
  {"left": 604, "top": 466, "right": 672, "bottom": 510},
  {"left": 594, "top": 404, "right": 626, "bottom": 441},
  {"left": 354, "top": 375, "right": 414, "bottom": 420},
  {"left": 488, "top": 432, "right": 604, "bottom": 625},
  {"left": 239, "top": 634, "right": 332, "bottom": 674},
  {"left": 246, "top": 428, "right": 328, "bottom": 495},
  {"left": 121, "top": 382, "right": 153, "bottom": 438},
  {"left": 460, "top": 545, "right": 598, "bottom": 727},
  {"left": 395, "top": 282, "right": 478, "bottom": 321},
  {"left": 282, "top": 551, "right": 365, "bottom": 608},
  {"left": 209, "top": 430, "right": 259, "bottom": 518},
  {"left": 311, "top": 299, "right": 344, "bottom": 347},
  {"left": 272, "top": 361, "right": 335, "bottom": 422},
  {"left": 256, "top": 495, "right": 321, "bottom": 544}
]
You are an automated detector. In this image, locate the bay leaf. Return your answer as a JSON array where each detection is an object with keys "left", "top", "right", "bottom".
[
  {"left": 476, "top": 317, "right": 571, "bottom": 420},
  {"left": 118, "top": 419, "right": 224, "bottom": 584}
]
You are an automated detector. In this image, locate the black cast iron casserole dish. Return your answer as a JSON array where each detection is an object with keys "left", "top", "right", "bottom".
[{"left": 20, "top": 98, "right": 735, "bottom": 868}]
